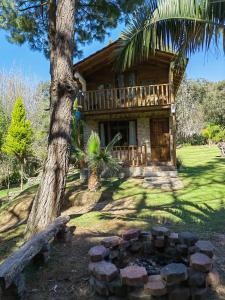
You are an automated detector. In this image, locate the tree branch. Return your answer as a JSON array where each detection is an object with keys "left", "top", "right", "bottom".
[{"left": 18, "top": 1, "right": 48, "bottom": 11}]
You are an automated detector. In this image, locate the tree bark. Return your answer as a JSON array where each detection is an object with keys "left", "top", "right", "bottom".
[{"left": 26, "top": 0, "right": 76, "bottom": 237}]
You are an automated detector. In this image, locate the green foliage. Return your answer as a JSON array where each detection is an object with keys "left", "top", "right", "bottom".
[
  {"left": 2, "top": 97, "right": 33, "bottom": 161},
  {"left": 87, "top": 131, "right": 121, "bottom": 175},
  {"left": 0, "top": 103, "right": 9, "bottom": 149},
  {"left": 1, "top": 0, "right": 144, "bottom": 58},
  {"left": 202, "top": 124, "right": 225, "bottom": 143},
  {"left": 118, "top": 0, "right": 225, "bottom": 70}
]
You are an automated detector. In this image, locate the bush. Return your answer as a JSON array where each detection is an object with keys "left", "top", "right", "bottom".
[{"left": 177, "top": 134, "right": 207, "bottom": 146}]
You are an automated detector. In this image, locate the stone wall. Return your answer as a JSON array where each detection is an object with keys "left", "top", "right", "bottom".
[
  {"left": 83, "top": 120, "right": 98, "bottom": 147},
  {"left": 137, "top": 118, "right": 151, "bottom": 160}
]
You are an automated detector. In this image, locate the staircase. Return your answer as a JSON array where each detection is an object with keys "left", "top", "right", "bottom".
[{"left": 143, "top": 165, "right": 184, "bottom": 191}]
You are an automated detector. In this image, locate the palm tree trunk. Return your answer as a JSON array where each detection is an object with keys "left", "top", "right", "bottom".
[
  {"left": 88, "top": 169, "right": 99, "bottom": 191},
  {"left": 26, "top": 0, "right": 76, "bottom": 237}
]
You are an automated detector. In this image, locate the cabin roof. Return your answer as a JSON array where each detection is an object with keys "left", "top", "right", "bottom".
[{"left": 73, "top": 39, "right": 187, "bottom": 93}]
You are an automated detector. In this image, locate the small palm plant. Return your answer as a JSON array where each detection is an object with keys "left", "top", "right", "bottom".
[{"left": 87, "top": 131, "right": 122, "bottom": 191}]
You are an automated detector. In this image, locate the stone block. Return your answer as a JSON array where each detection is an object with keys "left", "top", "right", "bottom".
[
  {"left": 190, "top": 253, "right": 213, "bottom": 273},
  {"left": 161, "top": 263, "right": 188, "bottom": 285},
  {"left": 89, "top": 276, "right": 110, "bottom": 296},
  {"left": 152, "top": 226, "right": 170, "bottom": 237},
  {"left": 101, "top": 236, "right": 123, "bottom": 248},
  {"left": 122, "top": 229, "right": 141, "bottom": 240},
  {"left": 188, "top": 268, "right": 206, "bottom": 287},
  {"left": 89, "top": 245, "right": 109, "bottom": 262},
  {"left": 179, "top": 232, "right": 198, "bottom": 246},
  {"left": 92, "top": 260, "right": 118, "bottom": 282},
  {"left": 144, "top": 275, "right": 167, "bottom": 296},
  {"left": 195, "top": 240, "right": 214, "bottom": 258},
  {"left": 120, "top": 266, "right": 148, "bottom": 286},
  {"left": 168, "top": 232, "right": 179, "bottom": 245}
]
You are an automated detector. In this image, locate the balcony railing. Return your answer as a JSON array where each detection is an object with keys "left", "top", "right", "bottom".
[
  {"left": 79, "top": 83, "right": 171, "bottom": 112},
  {"left": 111, "top": 144, "right": 147, "bottom": 166}
]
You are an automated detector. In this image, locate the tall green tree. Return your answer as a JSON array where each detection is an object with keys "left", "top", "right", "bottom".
[
  {"left": 2, "top": 97, "right": 33, "bottom": 191},
  {"left": 1, "top": 0, "right": 145, "bottom": 235}
]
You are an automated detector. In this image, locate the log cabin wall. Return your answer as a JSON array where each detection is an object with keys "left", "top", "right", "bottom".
[{"left": 85, "top": 61, "right": 169, "bottom": 91}]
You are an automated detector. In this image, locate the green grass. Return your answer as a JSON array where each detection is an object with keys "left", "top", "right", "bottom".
[{"left": 71, "top": 145, "right": 225, "bottom": 236}]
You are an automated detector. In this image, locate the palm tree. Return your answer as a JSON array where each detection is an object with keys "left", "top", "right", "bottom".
[
  {"left": 117, "top": 0, "right": 225, "bottom": 71},
  {"left": 87, "top": 131, "right": 122, "bottom": 191}
]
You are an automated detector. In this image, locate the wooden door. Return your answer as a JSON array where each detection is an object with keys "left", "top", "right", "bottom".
[{"left": 150, "top": 118, "right": 170, "bottom": 162}]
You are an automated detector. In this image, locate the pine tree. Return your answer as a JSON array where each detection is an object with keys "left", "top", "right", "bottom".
[{"left": 2, "top": 97, "right": 33, "bottom": 191}]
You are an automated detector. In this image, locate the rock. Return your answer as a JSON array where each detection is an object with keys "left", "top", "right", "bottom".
[
  {"left": 144, "top": 275, "right": 167, "bottom": 296},
  {"left": 89, "top": 245, "right": 108, "bottom": 262},
  {"left": 92, "top": 260, "right": 118, "bottom": 282},
  {"left": 190, "top": 253, "right": 213, "bottom": 273},
  {"left": 168, "top": 232, "right": 179, "bottom": 245},
  {"left": 191, "top": 287, "right": 208, "bottom": 300},
  {"left": 188, "top": 268, "right": 206, "bottom": 287},
  {"left": 128, "top": 288, "right": 152, "bottom": 300},
  {"left": 168, "top": 287, "right": 190, "bottom": 300},
  {"left": 101, "top": 236, "right": 123, "bottom": 248},
  {"left": 152, "top": 226, "right": 170, "bottom": 237},
  {"left": 161, "top": 263, "right": 188, "bottom": 285},
  {"left": 122, "top": 229, "right": 141, "bottom": 240},
  {"left": 120, "top": 266, "right": 148, "bottom": 286},
  {"left": 154, "top": 236, "right": 165, "bottom": 248},
  {"left": 206, "top": 269, "right": 220, "bottom": 288},
  {"left": 195, "top": 240, "right": 214, "bottom": 258},
  {"left": 179, "top": 232, "right": 198, "bottom": 246}
]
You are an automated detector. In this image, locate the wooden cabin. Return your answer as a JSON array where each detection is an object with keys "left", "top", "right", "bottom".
[{"left": 74, "top": 40, "right": 186, "bottom": 169}]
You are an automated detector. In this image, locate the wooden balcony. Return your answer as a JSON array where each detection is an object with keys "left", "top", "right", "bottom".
[
  {"left": 79, "top": 83, "right": 172, "bottom": 114},
  {"left": 111, "top": 144, "right": 147, "bottom": 166}
]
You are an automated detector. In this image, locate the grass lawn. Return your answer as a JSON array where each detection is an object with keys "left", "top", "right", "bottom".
[
  {"left": 0, "top": 145, "right": 224, "bottom": 262},
  {"left": 70, "top": 145, "right": 225, "bottom": 236}
]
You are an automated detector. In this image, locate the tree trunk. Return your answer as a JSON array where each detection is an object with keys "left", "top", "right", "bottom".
[
  {"left": 88, "top": 169, "right": 100, "bottom": 191},
  {"left": 20, "top": 161, "right": 23, "bottom": 191},
  {"left": 26, "top": 0, "right": 76, "bottom": 237}
]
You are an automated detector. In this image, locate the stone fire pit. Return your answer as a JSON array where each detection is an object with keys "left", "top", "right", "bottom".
[{"left": 88, "top": 227, "right": 219, "bottom": 299}]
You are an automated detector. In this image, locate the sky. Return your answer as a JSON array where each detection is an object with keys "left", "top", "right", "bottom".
[{"left": 1, "top": 24, "right": 225, "bottom": 83}]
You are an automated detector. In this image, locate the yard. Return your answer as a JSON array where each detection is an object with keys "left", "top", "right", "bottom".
[{"left": 0, "top": 145, "right": 225, "bottom": 299}]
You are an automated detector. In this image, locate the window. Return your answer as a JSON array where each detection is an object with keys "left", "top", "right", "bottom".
[{"left": 99, "top": 120, "right": 137, "bottom": 147}]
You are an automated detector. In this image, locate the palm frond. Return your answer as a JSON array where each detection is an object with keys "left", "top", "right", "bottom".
[
  {"left": 87, "top": 131, "right": 100, "bottom": 156},
  {"left": 105, "top": 132, "right": 122, "bottom": 153},
  {"left": 117, "top": 0, "right": 225, "bottom": 70}
]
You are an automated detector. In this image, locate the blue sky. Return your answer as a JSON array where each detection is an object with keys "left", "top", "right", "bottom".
[{"left": 1, "top": 25, "right": 225, "bottom": 83}]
